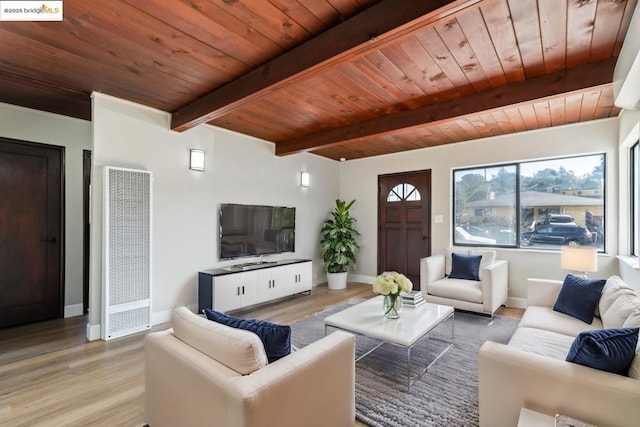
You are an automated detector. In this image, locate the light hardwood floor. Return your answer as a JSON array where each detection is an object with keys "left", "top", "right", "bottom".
[{"left": 0, "top": 282, "right": 523, "bottom": 426}]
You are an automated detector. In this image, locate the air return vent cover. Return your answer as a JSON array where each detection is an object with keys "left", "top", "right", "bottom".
[{"left": 102, "top": 167, "right": 152, "bottom": 340}]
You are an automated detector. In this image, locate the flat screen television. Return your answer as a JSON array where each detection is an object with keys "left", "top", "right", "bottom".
[{"left": 219, "top": 203, "right": 296, "bottom": 260}]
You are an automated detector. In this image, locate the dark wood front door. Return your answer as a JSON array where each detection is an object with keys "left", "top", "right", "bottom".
[
  {"left": 378, "top": 170, "right": 431, "bottom": 286},
  {"left": 0, "top": 138, "right": 63, "bottom": 328}
]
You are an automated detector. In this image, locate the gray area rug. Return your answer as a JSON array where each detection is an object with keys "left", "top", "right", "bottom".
[{"left": 290, "top": 302, "right": 519, "bottom": 427}]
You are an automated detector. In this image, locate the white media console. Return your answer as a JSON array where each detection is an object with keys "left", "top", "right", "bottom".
[{"left": 198, "top": 259, "right": 312, "bottom": 313}]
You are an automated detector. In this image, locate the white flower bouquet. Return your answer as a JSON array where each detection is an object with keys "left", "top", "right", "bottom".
[{"left": 373, "top": 271, "right": 413, "bottom": 318}]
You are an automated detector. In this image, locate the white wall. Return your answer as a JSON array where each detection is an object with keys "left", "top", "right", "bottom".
[
  {"left": 89, "top": 93, "right": 338, "bottom": 337},
  {"left": 339, "top": 118, "right": 620, "bottom": 306},
  {"left": 0, "top": 102, "right": 92, "bottom": 317},
  {"left": 617, "top": 108, "right": 640, "bottom": 290}
]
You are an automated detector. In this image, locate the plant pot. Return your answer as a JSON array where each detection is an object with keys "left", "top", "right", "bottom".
[{"left": 327, "top": 272, "right": 348, "bottom": 290}]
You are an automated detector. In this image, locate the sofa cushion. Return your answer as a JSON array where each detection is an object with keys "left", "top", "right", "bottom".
[
  {"left": 446, "top": 248, "right": 469, "bottom": 276},
  {"left": 566, "top": 328, "right": 640, "bottom": 376},
  {"left": 204, "top": 309, "right": 291, "bottom": 363},
  {"left": 601, "top": 291, "right": 640, "bottom": 330},
  {"left": 449, "top": 253, "right": 482, "bottom": 281},
  {"left": 171, "top": 307, "right": 268, "bottom": 375},
  {"left": 468, "top": 249, "right": 496, "bottom": 281},
  {"left": 428, "top": 277, "right": 483, "bottom": 303},
  {"left": 519, "top": 306, "right": 603, "bottom": 337},
  {"left": 598, "top": 275, "right": 635, "bottom": 318},
  {"left": 553, "top": 274, "right": 605, "bottom": 324},
  {"left": 508, "top": 327, "right": 575, "bottom": 360}
]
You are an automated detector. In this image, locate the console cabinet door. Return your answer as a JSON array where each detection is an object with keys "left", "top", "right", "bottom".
[
  {"left": 239, "top": 271, "right": 258, "bottom": 307},
  {"left": 214, "top": 271, "right": 258, "bottom": 312},
  {"left": 214, "top": 274, "right": 243, "bottom": 312},
  {"left": 290, "top": 262, "right": 312, "bottom": 293},
  {"left": 297, "top": 261, "right": 312, "bottom": 292},
  {"left": 257, "top": 267, "right": 289, "bottom": 303},
  {"left": 256, "top": 269, "right": 274, "bottom": 303}
]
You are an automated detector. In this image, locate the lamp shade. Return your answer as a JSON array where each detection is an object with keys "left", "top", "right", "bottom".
[{"left": 561, "top": 245, "right": 598, "bottom": 273}]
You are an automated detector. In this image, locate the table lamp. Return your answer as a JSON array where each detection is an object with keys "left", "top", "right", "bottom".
[{"left": 561, "top": 245, "right": 598, "bottom": 278}]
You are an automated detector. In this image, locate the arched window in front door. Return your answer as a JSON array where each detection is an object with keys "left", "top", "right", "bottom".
[{"left": 387, "top": 183, "right": 421, "bottom": 202}]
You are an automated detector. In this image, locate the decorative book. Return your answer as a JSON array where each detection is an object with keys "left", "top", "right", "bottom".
[{"left": 401, "top": 290, "right": 425, "bottom": 307}]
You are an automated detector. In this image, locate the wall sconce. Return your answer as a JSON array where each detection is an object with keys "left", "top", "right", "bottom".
[
  {"left": 561, "top": 245, "right": 598, "bottom": 278},
  {"left": 300, "top": 171, "right": 310, "bottom": 187},
  {"left": 190, "top": 149, "right": 205, "bottom": 172}
]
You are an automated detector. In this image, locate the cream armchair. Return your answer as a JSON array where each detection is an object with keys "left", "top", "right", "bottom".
[
  {"left": 145, "top": 307, "right": 356, "bottom": 427},
  {"left": 420, "top": 248, "right": 508, "bottom": 315}
]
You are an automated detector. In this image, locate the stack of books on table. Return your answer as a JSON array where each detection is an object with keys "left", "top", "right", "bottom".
[{"left": 401, "top": 290, "right": 425, "bottom": 308}]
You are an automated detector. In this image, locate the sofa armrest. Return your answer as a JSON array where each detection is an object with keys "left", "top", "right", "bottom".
[
  {"left": 478, "top": 341, "right": 640, "bottom": 427},
  {"left": 420, "top": 255, "right": 445, "bottom": 293},
  {"left": 480, "top": 260, "right": 508, "bottom": 313},
  {"left": 527, "top": 278, "right": 563, "bottom": 307},
  {"left": 229, "top": 330, "right": 355, "bottom": 427}
]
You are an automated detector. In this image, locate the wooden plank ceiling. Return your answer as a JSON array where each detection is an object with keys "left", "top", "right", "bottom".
[{"left": 0, "top": 0, "right": 635, "bottom": 160}]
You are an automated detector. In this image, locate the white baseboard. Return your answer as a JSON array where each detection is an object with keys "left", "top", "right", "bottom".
[
  {"left": 86, "top": 323, "right": 101, "bottom": 341},
  {"left": 348, "top": 274, "right": 375, "bottom": 284},
  {"left": 64, "top": 304, "right": 83, "bottom": 318},
  {"left": 506, "top": 297, "right": 527, "bottom": 309}
]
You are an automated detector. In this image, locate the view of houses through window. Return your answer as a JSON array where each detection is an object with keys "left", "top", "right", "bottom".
[{"left": 453, "top": 154, "right": 605, "bottom": 251}]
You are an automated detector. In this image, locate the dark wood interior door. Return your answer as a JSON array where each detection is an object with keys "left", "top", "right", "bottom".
[
  {"left": 0, "top": 138, "right": 63, "bottom": 328},
  {"left": 378, "top": 170, "right": 431, "bottom": 287}
]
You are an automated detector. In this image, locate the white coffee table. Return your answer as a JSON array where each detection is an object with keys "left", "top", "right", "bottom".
[{"left": 324, "top": 296, "right": 454, "bottom": 390}]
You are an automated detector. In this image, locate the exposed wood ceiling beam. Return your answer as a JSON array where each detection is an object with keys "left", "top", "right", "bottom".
[
  {"left": 0, "top": 71, "right": 91, "bottom": 121},
  {"left": 275, "top": 58, "right": 618, "bottom": 156},
  {"left": 170, "top": 0, "right": 483, "bottom": 132}
]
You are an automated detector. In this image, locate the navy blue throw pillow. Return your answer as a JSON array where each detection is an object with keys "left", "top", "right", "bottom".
[
  {"left": 566, "top": 328, "right": 639, "bottom": 375},
  {"left": 203, "top": 309, "right": 291, "bottom": 363},
  {"left": 448, "top": 253, "right": 482, "bottom": 281},
  {"left": 553, "top": 274, "right": 606, "bottom": 324}
]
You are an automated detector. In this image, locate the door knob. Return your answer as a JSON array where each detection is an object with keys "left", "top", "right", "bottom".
[
  {"left": 41, "top": 237, "right": 57, "bottom": 243},
  {"left": 422, "top": 236, "right": 428, "bottom": 240}
]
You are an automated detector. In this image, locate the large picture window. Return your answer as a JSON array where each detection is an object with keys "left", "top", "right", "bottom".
[{"left": 453, "top": 154, "right": 605, "bottom": 251}]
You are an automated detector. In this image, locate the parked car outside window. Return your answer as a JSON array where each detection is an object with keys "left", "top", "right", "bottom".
[
  {"left": 521, "top": 224, "right": 596, "bottom": 246},
  {"left": 455, "top": 226, "right": 497, "bottom": 245},
  {"left": 541, "top": 214, "right": 575, "bottom": 225},
  {"left": 460, "top": 224, "right": 491, "bottom": 237}
]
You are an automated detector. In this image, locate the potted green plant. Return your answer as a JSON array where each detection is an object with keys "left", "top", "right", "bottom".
[{"left": 320, "top": 199, "right": 361, "bottom": 290}]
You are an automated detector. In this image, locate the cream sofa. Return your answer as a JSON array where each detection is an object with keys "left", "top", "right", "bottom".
[
  {"left": 145, "top": 307, "right": 356, "bottom": 427},
  {"left": 420, "top": 248, "right": 508, "bottom": 316},
  {"left": 479, "top": 276, "right": 640, "bottom": 427}
]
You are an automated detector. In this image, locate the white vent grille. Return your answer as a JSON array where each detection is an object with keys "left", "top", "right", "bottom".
[
  {"left": 102, "top": 167, "right": 152, "bottom": 340},
  {"left": 108, "top": 306, "right": 150, "bottom": 336}
]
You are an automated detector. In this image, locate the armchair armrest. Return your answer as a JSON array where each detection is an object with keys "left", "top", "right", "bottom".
[
  {"left": 527, "top": 278, "right": 563, "bottom": 307},
  {"left": 478, "top": 341, "right": 640, "bottom": 427},
  {"left": 230, "top": 330, "right": 356, "bottom": 427},
  {"left": 420, "top": 255, "right": 445, "bottom": 293},
  {"left": 480, "top": 260, "right": 508, "bottom": 314},
  {"left": 145, "top": 329, "right": 355, "bottom": 427}
]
